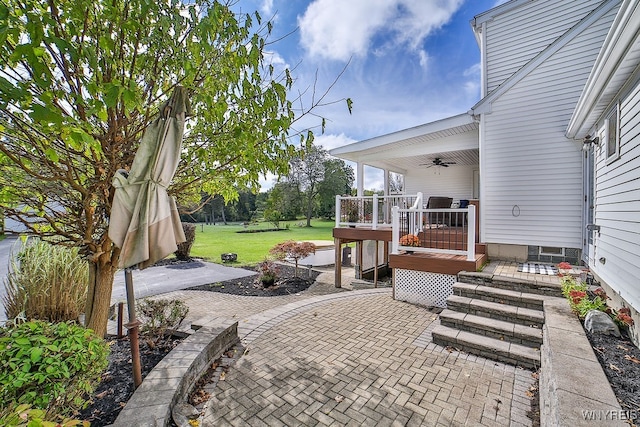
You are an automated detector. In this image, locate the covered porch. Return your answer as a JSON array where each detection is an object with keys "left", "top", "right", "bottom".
[{"left": 329, "top": 113, "right": 485, "bottom": 295}]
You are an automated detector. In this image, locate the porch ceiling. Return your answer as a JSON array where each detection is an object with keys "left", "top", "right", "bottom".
[{"left": 329, "top": 113, "right": 479, "bottom": 174}]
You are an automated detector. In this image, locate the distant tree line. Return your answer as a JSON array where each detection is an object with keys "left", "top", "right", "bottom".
[{"left": 183, "top": 145, "right": 355, "bottom": 226}]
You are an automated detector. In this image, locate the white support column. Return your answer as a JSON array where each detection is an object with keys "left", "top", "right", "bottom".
[
  {"left": 383, "top": 168, "right": 389, "bottom": 196},
  {"left": 372, "top": 194, "right": 378, "bottom": 230},
  {"left": 391, "top": 206, "right": 400, "bottom": 254},
  {"left": 335, "top": 195, "right": 341, "bottom": 228},
  {"left": 467, "top": 204, "right": 476, "bottom": 261},
  {"left": 357, "top": 162, "right": 364, "bottom": 197}
]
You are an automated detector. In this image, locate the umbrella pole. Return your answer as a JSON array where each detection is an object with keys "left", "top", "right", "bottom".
[{"left": 124, "top": 268, "right": 143, "bottom": 388}]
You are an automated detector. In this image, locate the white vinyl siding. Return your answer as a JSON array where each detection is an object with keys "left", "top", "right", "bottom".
[
  {"left": 591, "top": 79, "right": 640, "bottom": 310},
  {"left": 484, "top": 0, "right": 604, "bottom": 93},
  {"left": 405, "top": 166, "right": 476, "bottom": 203},
  {"left": 482, "top": 7, "right": 617, "bottom": 248}
]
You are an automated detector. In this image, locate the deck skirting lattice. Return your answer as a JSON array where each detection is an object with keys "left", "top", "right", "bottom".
[{"left": 394, "top": 269, "right": 455, "bottom": 308}]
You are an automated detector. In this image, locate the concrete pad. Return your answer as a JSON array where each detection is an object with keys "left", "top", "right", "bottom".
[{"left": 111, "top": 260, "right": 256, "bottom": 305}]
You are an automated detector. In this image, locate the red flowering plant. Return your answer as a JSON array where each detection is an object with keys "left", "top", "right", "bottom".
[
  {"left": 560, "top": 275, "right": 606, "bottom": 318},
  {"left": 593, "top": 287, "right": 608, "bottom": 300},
  {"left": 556, "top": 261, "right": 573, "bottom": 277},
  {"left": 569, "top": 289, "right": 587, "bottom": 306},
  {"left": 399, "top": 234, "right": 420, "bottom": 247},
  {"left": 614, "top": 307, "right": 635, "bottom": 328}
]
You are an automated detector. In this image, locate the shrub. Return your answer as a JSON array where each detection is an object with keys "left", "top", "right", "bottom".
[
  {"left": 257, "top": 259, "right": 279, "bottom": 287},
  {"left": 174, "top": 223, "right": 197, "bottom": 260},
  {"left": 269, "top": 240, "right": 316, "bottom": 277},
  {"left": 0, "top": 320, "right": 109, "bottom": 420},
  {"left": 3, "top": 238, "right": 88, "bottom": 322},
  {"left": 137, "top": 298, "right": 189, "bottom": 344},
  {"left": 0, "top": 404, "right": 88, "bottom": 427},
  {"left": 560, "top": 275, "right": 586, "bottom": 298},
  {"left": 559, "top": 274, "right": 618, "bottom": 320}
]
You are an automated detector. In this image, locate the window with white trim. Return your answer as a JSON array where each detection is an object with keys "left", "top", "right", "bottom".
[{"left": 606, "top": 103, "right": 620, "bottom": 161}]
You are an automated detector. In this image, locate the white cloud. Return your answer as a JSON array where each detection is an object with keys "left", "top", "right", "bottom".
[
  {"left": 315, "top": 133, "right": 357, "bottom": 151},
  {"left": 260, "top": 0, "right": 274, "bottom": 16},
  {"left": 259, "top": 172, "right": 278, "bottom": 191},
  {"left": 463, "top": 62, "right": 481, "bottom": 97},
  {"left": 297, "top": 0, "right": 464, "bottom": 62}
]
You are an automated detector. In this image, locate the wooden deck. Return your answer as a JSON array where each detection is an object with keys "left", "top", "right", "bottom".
[
  {"left": 332, "top": 226, "right": 392, "bottom": 243},
  {"left": 332, "top": 225, "right": 487, "bottom": 286},
  {"left": 389, "top": 250, "right": 487, "bottom": 276}
]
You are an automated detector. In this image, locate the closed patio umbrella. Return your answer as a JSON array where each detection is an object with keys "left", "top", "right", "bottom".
[
  {"left": 108, "top": 86, "right": 191, "bottom": 387},
  {"left": 109, "top": 86, "right": 190, "bottom": 269}
]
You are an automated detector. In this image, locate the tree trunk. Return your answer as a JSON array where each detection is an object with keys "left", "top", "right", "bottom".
[
  {"left": 85, "top": 253, "right": 118, "bottom": 337},
  {"left": 221, "top": 204, "right": 227, "bottom": 225}
]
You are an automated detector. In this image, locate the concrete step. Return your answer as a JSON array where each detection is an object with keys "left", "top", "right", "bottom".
[
  {"left": 452, "top": 282, "right": 546, "bottom": 310},
  {"left": 447, "top": 295, "right": 545, "bottom": 327},
  {"left": 432, "top": 324, "right": 540, "bottom": 369},
  {"left": 439, "top": 309, "right": 542, "bottom": 348},
  {"left": 457, "top": 271, "right": 563, "bottom": 297}
]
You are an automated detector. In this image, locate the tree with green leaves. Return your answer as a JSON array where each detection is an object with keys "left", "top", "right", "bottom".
[
  {"left": 317, "top": 158, "right": 354, "bottom": 219},
  {"left": 288, "top": 144, "right": 328, "bottom": 226},
  {"left": 0, "top": 0, "right": 350, "bottom": 336}
]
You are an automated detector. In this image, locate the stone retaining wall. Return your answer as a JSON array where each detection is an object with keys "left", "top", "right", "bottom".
[
  {"left": 112, "top": 318, "right": 238, "bottom": 426},
  {"left": 540, "top": 299, "right": 625, "bottom": 426}
]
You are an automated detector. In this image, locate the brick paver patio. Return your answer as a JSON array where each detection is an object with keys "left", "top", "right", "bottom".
[{"left": 196, "top": 290, "right": 535, "bottom": 426}]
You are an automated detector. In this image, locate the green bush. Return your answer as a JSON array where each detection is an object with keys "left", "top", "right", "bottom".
[
  {"left": 0, "top": 404, "right": 88, "bottom": 427},
  {"left": 3, "top": 238, "right": 88, "bottom": 322},
  {"left": 137, "top": 298, "right": 189, "bottom": 344},
  {"left": 0, "top": 320, "right": 109, "bottom": 420},
  {"left": 560, "top": 273, "right": 609, "bottom": 318}
]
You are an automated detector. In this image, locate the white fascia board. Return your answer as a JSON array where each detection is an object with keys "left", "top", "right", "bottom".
[
  {"left": 566, "top": 0, "right": 640, "bottom": 139},
  {"left": 471, "top": 0, "right": 620, "bottom": 116},
  {"left": 328, "top": 113, "right": 475, "bottom": 157},
  {"left": 471, "top": 0, "right": 533, "bottom": 28}
]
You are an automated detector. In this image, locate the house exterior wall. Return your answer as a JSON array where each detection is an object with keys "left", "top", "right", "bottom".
[
  {"left": 483, "top": 0, "right": 604, "bottom": 93},
  {"left": 590, "top": 77, "right": 640, "bottom": 337},
  {"left": 480, "top": 3, "right": 618, "bottom": 249},
  {"left": 404, "top": 166, "right": 476, "bottom": 205}
]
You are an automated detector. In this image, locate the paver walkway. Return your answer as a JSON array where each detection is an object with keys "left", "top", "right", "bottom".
[
  {"left": 188, "top": 292, "right": 534, "bottom": 426},
  {"left": 152, "top": 265, "right": 537, "bottom": 426}
]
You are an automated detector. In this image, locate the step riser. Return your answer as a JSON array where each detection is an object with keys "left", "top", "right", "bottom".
[
  {"left": 439, "top": 317, "right": 542, "bottom": 348},
  {"left": 432, "top": 330, "right": 539, "bottom": 370},
  {"left": 447, "top": 300, "right": 544, "bottom": 327},
  {"left": 453, "top": 288, "right": 544, "bottom": 310},
  {"left": 457, "top": 272, "right": 563, "bottom": 298}
]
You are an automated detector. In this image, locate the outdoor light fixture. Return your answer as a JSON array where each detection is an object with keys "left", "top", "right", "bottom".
[{"left": 582, "top": 135, "right": 600, "bottom": 151}]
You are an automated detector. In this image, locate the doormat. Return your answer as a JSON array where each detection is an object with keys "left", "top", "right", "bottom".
[{"left": 517, "top": 263, "right": 558, "bottom": 275}]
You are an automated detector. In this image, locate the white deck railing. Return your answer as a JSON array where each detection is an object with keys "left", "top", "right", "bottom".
[
  {"left": 391, "top": 205, "right": 476, "bottom": 261},
  {"left": 335, "top": 193, "right": 476, "bottom": 261},
  {"left": 335, "top": 193, "right": 422, "bottom": 229}
]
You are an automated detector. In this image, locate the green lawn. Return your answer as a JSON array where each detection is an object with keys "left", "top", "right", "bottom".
[{"left": 189, "top": 219, "right": 336, "bottom": 266}]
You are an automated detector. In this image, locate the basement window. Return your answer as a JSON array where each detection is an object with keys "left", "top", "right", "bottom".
[{"left": 539, "top": 246, "right": 564, "bottom": 256}]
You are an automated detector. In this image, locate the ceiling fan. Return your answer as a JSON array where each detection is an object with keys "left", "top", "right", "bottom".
[{"left": 421, "top": 157, "right": 457, "bottom": 168}]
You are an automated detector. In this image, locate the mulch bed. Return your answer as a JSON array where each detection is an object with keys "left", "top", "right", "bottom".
[
  {"left": 586, "top": 330, "right": 640, "bottom": 416},
  {"left": 78, "top": 337, "right": 182, "bottom": 426},
  {"left": 185, "top": 263, "right": 321, "bottom": 296}
]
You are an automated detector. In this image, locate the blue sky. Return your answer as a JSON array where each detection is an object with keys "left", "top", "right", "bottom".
[{"left": 232, "top": 0, "right": 508, "bottom": 190}]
